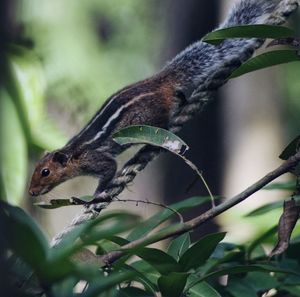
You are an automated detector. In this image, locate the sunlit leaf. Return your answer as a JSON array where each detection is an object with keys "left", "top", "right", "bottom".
[
  {"left": 7, "top": 45, "right": 66, "bottom": 150},
  {"left": 0, "top": 89, "right": 27, "bottom": 205},
  {"left": 230, "top": 50, "right": 300, "bottom": 79},
  {"left": 114, "top": 125, "right": 189, "bottom": 155},
  {"left": 203, "top": 25, "right": 294, "bottom": 45}
]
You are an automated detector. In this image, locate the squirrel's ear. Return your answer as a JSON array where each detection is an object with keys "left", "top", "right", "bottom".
[{"left": 52, "top": 151, "right": 69, "bottom": 166}]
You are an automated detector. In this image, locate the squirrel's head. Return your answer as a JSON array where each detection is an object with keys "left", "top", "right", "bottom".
[{"left": 29, "top": 151, "right": 74, "bottom": 196}]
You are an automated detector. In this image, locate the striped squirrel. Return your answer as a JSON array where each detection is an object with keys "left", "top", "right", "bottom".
[{"left": 29, "top": 0, "right": 298, "bottom": 197}]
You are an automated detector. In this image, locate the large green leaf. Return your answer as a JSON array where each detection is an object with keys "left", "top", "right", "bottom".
[
  {"left": 134, "top": 248, "right": 181, "bottom": 275},
  {"left": 81, "top": 271, "right": 136, "bottom": 297},
  {"left": 187, "top": 280, "right": 221, "bottom": 297},
  {"left": 230, "top": 50, "right": 300, "bottom": 78},
  {"left": 127, "top": 196, "right": 211, "bottom": 241},
  {"left": 0, "top": 89, "right": 27, "bottom": 205},
  {"left": 0, "top": 202, "right": 49, "bottom": 271},
  {"left": 167, "top": 232, "right": 191, "bottom": 260},
  {"left": 7, "top": 45, "right": 66, "bottom": 150},
  {"left": 203, "top": 25, "right": 294, "bottom": 45},
  {"left": 130, "top": 260, "right": 161, "bottom": 286},
  {"left": 114, "top": 125, "right": 189, "bottom": 155},
  {"left": 179, "top": 232, "right": 226, "bottom": 272},
  {"left": 226, "top": 279, "right": 257, "bottom": 297},
  {"left": 244, "top": 272, "right": 279, "bottom": 292},
  {"left": 158, "top": 272, "right": 189, "bottom": 297},
  {"left": 186, "top": 275, "right": 222, "bottom": 297},
  {"left": 122, "top": 263, "right": 158, "bottom": 294},
  {"left": 51, "top": 212, "right": 139, "bottom": 260}
]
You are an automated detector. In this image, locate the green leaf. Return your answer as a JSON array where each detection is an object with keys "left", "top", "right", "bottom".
[
  {"left": 279, "top": 135, "right": 300, "bottom": 175},
  {"left": 245, "top": 202, "right": 284, "bottom": 217},
  {"left": 203, "top": 24, "right": 294, "bottom": 45},
  {"left": 158, "top": 272, "right": 189, "bottom": 297},
  {"left": 280, "top": 135, "right": 300, "bottom": 160},
  {"left": 191, "top": 264, "right": 299, "bottom": 285},
  {"left": 7, "top": 45, "right": 66, "bottom": 150},
  {"left": 122, "top": 263, "right": 158, "bottom": 293},
  {"left": 264, "top": 180, "right": 296, "bottom": 191},
  {"left": 247, "top": 225, "right": 277, "bottom": 258},
  {"left": 179, "top": 232, "right": 226, "bottom": 272},
  {"left": 282, "top": 285, "right": 300, "bottom": 297},
  {"left": 81, "top": 271, "right": 136, "bottom": 297},
  {"left": 114, "top": 125, "right": 189, "bottom": 155},
  {"left": 52, "top": 277, "right": 78, "bottom": 297},
  {"left": 50, "top": 212, "right": 139, "bottom": 261},
  {"left": 0, "top": 202, "right": 49, "bottom": 270},
  {"left": 186, "top": 279, "right": 221, "bottom": 297},
  {"left": 131, "top": 260, "right": 161, "bottom": 286},
  {"left": 134, "top": 248, "right": 181, "bottom": 275},
  {"left": 226, "top": 279, "right": 257, "bottom": 297},
  {"left": 244, "top": 272, "right": 279, "bottom": 292},
  {"left": 167, "top": 232, "right": 191, "bottom": 260},
  {"left": 230, "top": 50, "right": 300, "bottom": 79},
  {"left": 128, "top": 196, "right": 211, "bottom": 241},
  {"left": 0, "top": 88, "right": 27, "bottom": 205}
]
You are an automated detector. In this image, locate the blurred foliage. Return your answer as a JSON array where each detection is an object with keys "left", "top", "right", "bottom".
[
  {"left": 2, "top": 192, "right": 300, "bottom": 297},
  {"left": 0, "top": 46, "right": 67, "bottom": 205},
  {"left": 20, "top": 0, "right": 161, "bottom": 124}
]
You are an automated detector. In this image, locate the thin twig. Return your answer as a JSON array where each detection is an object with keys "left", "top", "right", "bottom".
[
  {"left": 100, "top": 152, "right": 300, "bottom": 265},
  {"left": 114, "top": 198, "right": 184, "bottom": 223}
]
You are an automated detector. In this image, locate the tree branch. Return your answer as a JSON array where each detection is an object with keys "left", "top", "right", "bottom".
[{"left": 100, "top": 152, "right": 300, "bottom": 265}]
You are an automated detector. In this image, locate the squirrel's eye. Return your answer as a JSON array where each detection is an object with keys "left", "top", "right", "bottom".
[{"left": 41, "top": 168, "right": 50, "bottom": 177}]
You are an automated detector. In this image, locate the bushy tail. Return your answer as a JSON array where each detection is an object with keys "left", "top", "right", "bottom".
[{"left": 164, "top": 0, "right": 298, "bottom": 92}]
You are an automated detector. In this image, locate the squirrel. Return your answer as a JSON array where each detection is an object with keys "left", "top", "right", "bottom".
[{"left": 29, "top": 0, "right": 297, "bottom": 197}]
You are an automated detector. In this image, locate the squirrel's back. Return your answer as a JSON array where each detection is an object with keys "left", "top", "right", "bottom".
[{"left": 64, "top": 0, "right": 298, "bottom": 152}]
